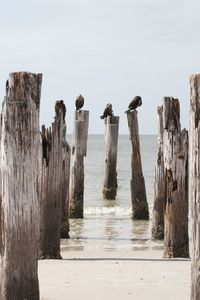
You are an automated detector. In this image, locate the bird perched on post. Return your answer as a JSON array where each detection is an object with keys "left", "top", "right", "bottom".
[
  {"left": 75, "top": 95, "right": 84, "bottom": 111},
  {"left": 55, "top": 100, "right": 66, "bottom": 120},
  {"left": 125, "top": 96, "right": 142, "bottom": 113},
  {"left": 100, "top": 103, "right": 114, "bottom": 119}
]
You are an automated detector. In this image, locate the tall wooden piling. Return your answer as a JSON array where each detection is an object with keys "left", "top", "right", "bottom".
[
  {"left": 151, "top": 106, "right": 165, "bottom": 240},
  {"left": 40, "top": 108, "right": 69, "bottom": 258},
  {"left": 127, "top": 111, "right": 149, "bottom": 220},
  {"left": 0, "top": 72, "right": 42, "bottom": 300},
  {"left": 163, "top": 97, "right": 189, "bottom": 258},
  {"left": 103, "top": 116, "right": 119, "bottom": 199},
  {"left": 189, "top": 73, "right": 200, "bottom": 299},
  {"left": 69, "top": 110, "right": 89, "bottom": 218}
]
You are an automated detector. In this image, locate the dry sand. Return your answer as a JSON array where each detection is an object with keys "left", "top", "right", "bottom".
[{"left": 39, "top": 248, "right": 190, "bottom": 300}]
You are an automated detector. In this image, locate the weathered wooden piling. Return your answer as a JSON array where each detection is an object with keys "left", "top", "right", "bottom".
[
  {"left": 103, "top": 116, "right": 119, "bottom": 199},
  {"left": 151, "top": 106, "right": 165, "bottom": 240},
  {"left": 69, "top": 110, "right": 89, "bottom": 218},
  {"left": 127, "top": 111, "right": 149, "bottom": 220},
  {"left": 61, "top": 135, "right": 71, "bottom": 238},
  {"left": 0, "top": 72, "right": 42, "bottom": 300},
  {"left": 163, "top": 97, "right": 189, "bottom": 258},
  {"left": 189, "top": 73, "right": 200, "bottom": 299},
  {"left": 40, "top": 108, "right": 70, "bottom": 258}
]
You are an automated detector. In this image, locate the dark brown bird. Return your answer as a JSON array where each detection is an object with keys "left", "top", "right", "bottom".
[
  {"left": 76, "top": 95, "right": 84, "bottom": 111},
  {"left": 55, "top": 100, "right": 66, "bottom": 120},
  {"left": 100, "top": 103, "right": 114, "bottom": 119},
  {"left": 125, "top": 96, "right": 142, "bottom": 113}
]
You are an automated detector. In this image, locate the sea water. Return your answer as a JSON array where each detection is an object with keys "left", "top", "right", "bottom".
[{"left": 63, "top": 135, "right": 164, "bottom": 252}]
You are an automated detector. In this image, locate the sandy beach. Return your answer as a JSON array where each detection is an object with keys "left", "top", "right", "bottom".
[{"left": 39, "top": 246, "right": 190, "bottom": 300}]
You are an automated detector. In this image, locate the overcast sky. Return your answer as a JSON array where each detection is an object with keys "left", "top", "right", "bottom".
[{"left": 0, "top": 0, "right": 199, "bottom": 134}]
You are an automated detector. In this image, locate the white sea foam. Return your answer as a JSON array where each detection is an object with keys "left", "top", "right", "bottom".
[{"left": 84, "top": 206, "right": 132, "bottom": 216}]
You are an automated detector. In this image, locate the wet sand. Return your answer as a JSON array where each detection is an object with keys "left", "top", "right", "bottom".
[{"left": 39, "top": 248, "right": 190, "bottom": 300}]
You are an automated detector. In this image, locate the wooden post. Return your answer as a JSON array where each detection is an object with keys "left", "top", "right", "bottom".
[
  {"left": 127, "top": 111, "right": 149, "bottom": 220},
  {"left": 163, "top": 97, "right": 189, "bottom": 258},
  {"left": 69, "top": 110, "right": 89, "bottom": 218},
  {"left": 151, "top": 106, "right": 165, "bottom": 240},
  {"left": 0, "top": 72, "right": 42, "bottom": 299},
  {"left": 40, "top": 108, "right": 68, "bottom": 258},
  {"left": 189, "top": 73, "right": 200, "bottom": 299},
  {"left": 102, "top": 116, "right": 119, "bottom": 199},
  {"left": 61, "top": 135, "right": 71, "bottom": 238}
]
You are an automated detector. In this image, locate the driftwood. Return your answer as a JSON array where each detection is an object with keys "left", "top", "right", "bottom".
[
  {"left": 40, "top": 109, "right": 70, "bottom": 258},
  {"left": 0, "top": 72, "right": 42, "bottom": 299},
  {"left": 163, "top": 97, "right": 189, "bottom": 258},
  {"left": 127, "top": 111, "right": 149, "bottom": 220},
  {"left": 103, "top": 116, "right": 119, "bottom": 199},
  {"left": 69, "top": 110, "right": 89, "bottom": 218},
  {"left": 151, "top": 106, "right": 165, "bottom": 240},
  {"left": 190, "top": 73, "right": 200, "bottom": 299}
]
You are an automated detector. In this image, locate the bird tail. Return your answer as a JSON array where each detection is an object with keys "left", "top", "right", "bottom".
[
  {"left": 124, "top": 109, "right": 130, "bottom": 114},
  {"left": 100, "top": 115, "right": 104, "bottom": 119}
]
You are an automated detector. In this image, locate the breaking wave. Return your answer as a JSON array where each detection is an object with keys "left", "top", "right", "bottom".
[{"left": 84, "top": 206, "right": 132, "bottom": 216}]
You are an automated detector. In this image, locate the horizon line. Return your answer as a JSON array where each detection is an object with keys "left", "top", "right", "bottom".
[{"left": 66, "top": 133, "right": 157, "bottom": 136}]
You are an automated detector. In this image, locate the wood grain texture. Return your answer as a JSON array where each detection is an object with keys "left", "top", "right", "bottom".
[
  {"left": 127, "top": 111, "right": 149, "bottom": 220},
  {"left": 152, "top": 106, "right": 165, "bottom": 240},
  {"left": 189, "top": 73, "right": 200, "bottom": 299},
  {"left": 163, "top": 97, "right": 189, "bottom": 258},
  {"left": 40, "top": 109, "right": 70, "bottom": 258},
  {"left": 103, "top": 116, "right": 119, "bottom": 199},
  {"left": 0, "top": 72, "right": 42, "bottom": 300},
  {"left": 61, "top": 130, "right": 71, "bottom": 238},
  {"left": 69, "top": 110, "right": 89, "bottom": 218}
]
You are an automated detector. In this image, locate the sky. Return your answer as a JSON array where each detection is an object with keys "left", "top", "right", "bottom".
[{"left": 0, "top": 0, "right": 200, "bottom": 134}]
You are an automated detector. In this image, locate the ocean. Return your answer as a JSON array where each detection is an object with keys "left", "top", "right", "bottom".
[{"left": 63, "top": 135, "right": 164, "bottom": 252}]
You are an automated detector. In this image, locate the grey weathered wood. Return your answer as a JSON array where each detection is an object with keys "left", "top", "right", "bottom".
[
  {"left": 163, "top": 97, "right": 189, "bottom": 258},
  {"left": 152, "top": 106, "right": 165, "bottom": 240},
  {"left": 189, "top": 73, "right": 200, "bottom": 299},
  {"left": 61, "top": 132, "right": 71, "bottom": 238},
  {"left": 40, "top": 108, "right": 69, "bottom": 258},
  {"left": 103, "top": 116, "right": 119, "bottom": 199},
  {"left": 69, "top": 110, "right": 89, "bottom": 218},
  {"left": 127, "top": 111, "right": 149, "bottom": 220},
  {"left": 0, "top": 72, "right": 42, "bottom": 300}
]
